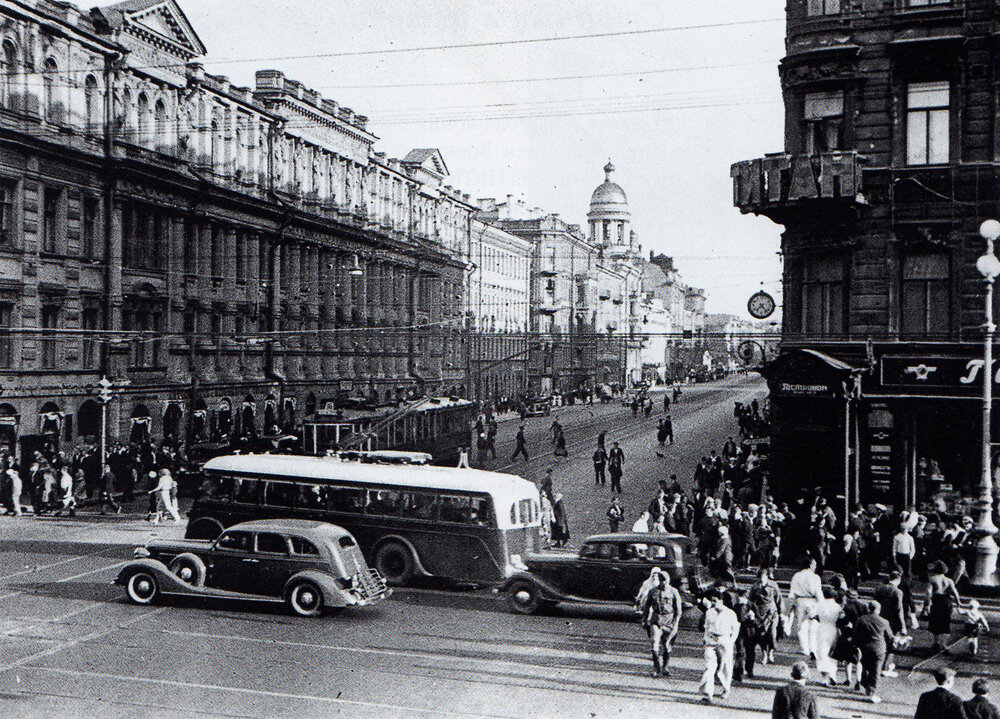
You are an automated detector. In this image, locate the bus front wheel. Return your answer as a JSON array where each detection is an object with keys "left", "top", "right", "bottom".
[{"left": 374, "top": 542, "right": 415, "bottom": 586}]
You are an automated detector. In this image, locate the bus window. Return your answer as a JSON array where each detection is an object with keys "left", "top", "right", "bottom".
[
  {"left": 400, "top": 491, "right": 437, "bottom": 521},
  {"left": 365, "top": 489, "right": 401, "bottom": 516},
  {"left": 232, "top": 478, "right": 260, "bottom": 504},
  {"left": 207, "top": 475, "right": 234, "bottom": 501},
  {"left": 263, "top": 481, "right": 297, "bottom": 508},
  {"left": 297, "top": 483, "right": 323, "bottom": 509},
  {"left": 440, "top": 494, "right": 492, "bottom": 525},
  {"left": 322, "top": 486, "right": 365, "bottom": 513}
]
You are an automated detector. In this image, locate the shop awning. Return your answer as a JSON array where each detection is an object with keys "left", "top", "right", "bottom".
[{"left": 760, "top": 348, "right": 868, "bottom": 390}]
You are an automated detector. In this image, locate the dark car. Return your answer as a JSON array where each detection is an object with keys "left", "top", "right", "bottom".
[
  {"left": 115, "top": 519, "right": 390, "bottom": 616},
  {"left": 502, "top": 532, "right": 690, "bottom": 614}
]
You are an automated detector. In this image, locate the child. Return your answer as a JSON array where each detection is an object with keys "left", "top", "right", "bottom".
[{"left": 958, "top": 600, "right": 990, "bottom": 656}]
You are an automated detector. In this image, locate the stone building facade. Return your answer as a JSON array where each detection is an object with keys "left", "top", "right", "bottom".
[
  {"left": 732, "top": 0, "right": 1000, "bottom": 519},
  {"left": 0, "top": 0, "right": 473, "bottom": 456}
]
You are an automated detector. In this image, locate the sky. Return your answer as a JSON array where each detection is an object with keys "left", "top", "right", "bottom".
[{"left": 172, "top": 0, "right": 787, "bottom": 319}]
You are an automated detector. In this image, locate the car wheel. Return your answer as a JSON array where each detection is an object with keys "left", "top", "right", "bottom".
[
  {"left": 168, "top": 553, "right": 206, "bottom": 587},
  {"left": 186, "top": 517, "right": 224, "bottom": 540},
  {"left": 126, "top": 571, "right": 159, "bottom": 605},
  {"left": 507, "top": 580, "right": 542, "bottom": 615},
  {"left": 374, "top": 542, "right": 415, "bottom": 586},
  {"left": 288, "top": 580, "right": 324, "bottom": 617}
]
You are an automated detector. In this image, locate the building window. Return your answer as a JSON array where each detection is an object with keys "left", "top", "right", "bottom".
[
  {"left": 84, "top": 75, "right": 98, "bottom": 135},
  {"left": 42, "top": 187, "right": 61, "bottom": 254},
  {"left": 154, "top": 100, "right": 167, "bottom": 150},
  {"left": 2, "top": 41, "right": 18, "bottom": 109},
  {"left": 42, "top": 58, "right": 58, "bottom": 123},
  {"left": 124, "top": 304, "right": 162, "bottom": 368},
  {"left": 901, "top": 254, "right": 950, "bottom": 337},
  {"left": 807, "top": 0, "right": 841, "bottom": 14},
  {"left": 235, "top": 231, "right": 245, "bottom": 280},
  {"left": 904, "top": 0, "right": 951, "bottom": 7},
  {"left": 82, "top": 196, "right": 99, "bottom": 258},
  {"left": 0, "top": 303, "right": 12, "bottom": 368},
  {"left": 81, "top": 307, "right": 99, "bottom": 369},
  {"left": 40, "top": 305, "right": 59, "bottom": 368},
  {"left": 183, "top": 218, "right": 196, "bottom": 274},
  {"left": 906, "top": 81, "right": 949, "bottom": 165},
  {"left": 0, "top": 179, "right": 14, "bottom": 245},
  {"left": 136, "top": 93, "right": 149, "bottom": 144},
  {"left": 803, "top": 91, "right": 844, "bottom": 154},
  {"left": 801, "top": 256, "right": 845, "bottom": 336},
  {"left": 211, "top": 225, "right": 222, "bottom": 279},
  {"left": 210, "top": 119, "right": 220, "bottom": 170}
]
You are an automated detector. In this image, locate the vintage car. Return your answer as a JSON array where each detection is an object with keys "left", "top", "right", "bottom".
[
  {"left": 115, "top": 519, "right": 390, "bottom": 616},
  {"left": 521, "top": 397, "right": 553, "bottom": 417},
  {"left": 502, "top": 532, "right": 691, "bottom": 615}
]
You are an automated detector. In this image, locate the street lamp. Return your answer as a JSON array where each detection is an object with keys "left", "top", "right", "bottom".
[{"left": 972, "top": 219, "right": 1000, "bottom": 587}]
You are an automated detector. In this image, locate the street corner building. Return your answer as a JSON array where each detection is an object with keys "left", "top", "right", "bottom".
[
  {"left": 731, "top": 0, "right": 1000, "bottom": 521},
  {"left": 0, "top": 0, "right": 480, "bottom": 457}
]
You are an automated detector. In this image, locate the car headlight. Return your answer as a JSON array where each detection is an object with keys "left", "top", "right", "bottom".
[{"left": 133, "top": 547, "right": 150, "bottom": 559}]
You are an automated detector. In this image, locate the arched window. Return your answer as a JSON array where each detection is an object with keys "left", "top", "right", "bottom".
[
  {"left": 154, "top": 99, "right": 167, "bottom": 150},
  {"left": 136, "top": 93, "right": 149, "bottom": 144},
  {"left": 42, "top": 57, "right": 58, "bottom": 123},
  {"left": 1, "top": 41, "right": 17, "bottom": 109},
  {"left": 210, "top": 119, "right": 219, "bottom": 169},
  {"left": 119, "top": 88, "right": 131, "bottom": 139},
  {"left": 83, "top": 75, "right": 98, "bottom": 135}
]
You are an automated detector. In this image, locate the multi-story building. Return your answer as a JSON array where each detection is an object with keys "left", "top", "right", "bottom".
[
  {"left": 466, "top": 217, "right": 531, "bottom": 404},
  {"left": 0, "top": 0, "right": 474, "bottom": 456},
  {"left": 643, "top": 254, "right": 707, "bottom": 381},
  {"left": 731, "top": 0, "right": 1000, "bottom": 520}
]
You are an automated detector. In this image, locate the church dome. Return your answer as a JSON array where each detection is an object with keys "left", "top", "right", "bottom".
[{"left": 588, "top": 160, "right": 630, "bottom": 218}]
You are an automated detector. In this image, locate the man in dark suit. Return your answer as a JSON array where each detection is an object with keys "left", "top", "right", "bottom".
[
  {"left": 873, "top": 570, "right": 906, "bottom": 676},
  {"left": 853, "top": 600, "right": 893, "bottom": 704},
  {"left": 964, "top": 678, "right": 999, "bottom": 719},
  {"left": 915, "top": 667, "right": 967, "bottom": 719},
  {"left": 771, "top": 660, "right": 818, "bottom": 719}
]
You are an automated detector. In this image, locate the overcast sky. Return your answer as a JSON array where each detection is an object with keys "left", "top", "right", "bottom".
[{"left": 174, "top": 0, "right": 787, "bottom": 319}]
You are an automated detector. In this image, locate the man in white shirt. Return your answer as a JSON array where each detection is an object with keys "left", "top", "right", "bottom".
[
  {"left": 788, "top": 556, "right": 823, "bottom": 657},
  {"left": 701, "top": 590, "right": 739, "bottom": 704},
  {"left": 892, "top": 525, "right": 916, "bottom": 578}
]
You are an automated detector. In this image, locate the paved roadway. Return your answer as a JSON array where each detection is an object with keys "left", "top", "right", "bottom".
[{"left": 0, "top": 376, "right": 992, "bottom": 718}]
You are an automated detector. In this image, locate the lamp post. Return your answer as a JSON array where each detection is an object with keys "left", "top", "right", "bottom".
[{"left": 972, "top": 219, "right": 1000, "bottom": 587}]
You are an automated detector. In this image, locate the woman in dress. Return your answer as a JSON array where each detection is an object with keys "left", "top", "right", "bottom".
[
  {"left": 810, "top": 586, "right": 844, "bottom": 685},
  {"left": 539, "top": 491, "right": 554, "bottom": 548},
  {"left": 924, "top": 559, "right": 964, "bottom": 651},
  {"left": 551, "top": 493, "right": 570, "bottom": 547}
]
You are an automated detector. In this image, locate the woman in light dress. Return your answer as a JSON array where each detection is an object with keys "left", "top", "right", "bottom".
[{"left": 810, "top": 586, "right": 844, "bottom": 685}]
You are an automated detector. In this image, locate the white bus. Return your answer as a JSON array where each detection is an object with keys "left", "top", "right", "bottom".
[{"left": 187, "top": 454, "right": 541, "bottom": 587}]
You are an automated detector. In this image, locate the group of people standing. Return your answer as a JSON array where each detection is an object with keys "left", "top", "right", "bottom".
[{"left": 0, "top": 438, "right": 183, "bottom": 523}]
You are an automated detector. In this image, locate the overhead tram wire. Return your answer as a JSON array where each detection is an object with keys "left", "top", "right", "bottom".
[
  {"left": 323, "top": 60, "right": 777, "bottom": 90},
  {"left": 16, "top": 17, "right": 784, "bottom": 78}
]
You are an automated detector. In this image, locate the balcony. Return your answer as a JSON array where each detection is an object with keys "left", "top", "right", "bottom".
[{"left": 730, "top": 151, "right": 867, "bottom": 224}]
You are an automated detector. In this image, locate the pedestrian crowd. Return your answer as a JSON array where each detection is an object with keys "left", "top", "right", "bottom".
[{"left": 0, "top": 438, "right": 184, "bottom": 523}]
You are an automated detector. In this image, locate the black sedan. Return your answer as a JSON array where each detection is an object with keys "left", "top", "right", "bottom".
[
  {"left": 502, "top": 532, "right": 691, "bottom": 614},
  {"left": 115, "top": 519, "right": 390, "bottom": 616}
]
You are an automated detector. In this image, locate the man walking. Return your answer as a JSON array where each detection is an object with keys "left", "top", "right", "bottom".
[
  {"left": 788, "top": 556, "right": 824, "bottom": 657},
  {"left": 593, "top": 444, "right": 607, "bottom": 486},
  {"left": 607, "top": 496, "right": 624, "bottom": 532},
  {"left": 965, "top": 678, "right": 999, "bottom": 719},
  {"left": 853, "top": 600, "right": 893, "bottom": 704},
  {"left": 642, "top": 571, "right": 683, "bottom": 677},
  {"left": 701, "top": 589, "right": 739, "bottom": 704},
  {"left": 915, "top": 667, "right": 967, "bottom": 718},
  {"left": 663, "top": 414, "right": 674, "bottom": 445},
  {"left": 874, "top": 570, "right": 907, "bottom": 676},
  {"left": 608, "top": 442, "right": 625, "bottom": 495},
  {"left": 771, "top": 661, "right": 819, "bottom": 719},
  {"left": 511, "top": 425, "right": 529, "bottom": 462}
]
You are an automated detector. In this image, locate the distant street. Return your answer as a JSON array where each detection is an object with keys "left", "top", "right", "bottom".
[
  {"left": 478, "top": 374, "right": 767, "bottom": 545},
  {"left": 0, "top": 376, "right": 992, "bottom": 718}
]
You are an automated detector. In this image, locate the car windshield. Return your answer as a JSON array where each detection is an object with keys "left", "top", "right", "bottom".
[{"left": 579, "top": 542, "right": 619, "bottom": 560}]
